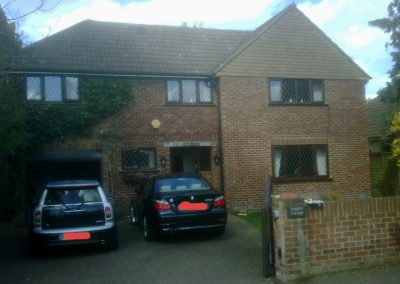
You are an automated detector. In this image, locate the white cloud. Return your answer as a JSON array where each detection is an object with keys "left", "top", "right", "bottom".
[
  {"left": 20, "top": 0, "right": 274, "bottom": 41},
  {"left": 298, "top": 0, "right": 345, "bottom": 27},
  {"left": 337, "top": 25, "right": 387, "bottom": 49}
]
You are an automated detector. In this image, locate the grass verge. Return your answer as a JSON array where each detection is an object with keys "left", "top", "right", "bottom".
[{"left": 230, "top": 209, "right": 262, "bottom": 230}]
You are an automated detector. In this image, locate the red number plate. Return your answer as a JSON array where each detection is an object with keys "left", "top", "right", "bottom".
[
  {"left": 61, "top": 232, "right": 91, "bottom": 240},
  {"left": 178, "top": 201, "right": 208, "bottom": 211}
]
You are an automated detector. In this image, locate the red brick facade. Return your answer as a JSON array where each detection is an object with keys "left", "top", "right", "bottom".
[
  {"left": 219, "top": 77, "right": 370, "bottom": 210},
  {"left": 47, "top": 78, "right": 221, "bottom": 216},
  {"left": 45, "top": 76, "right": 370, "bottom": 216}
]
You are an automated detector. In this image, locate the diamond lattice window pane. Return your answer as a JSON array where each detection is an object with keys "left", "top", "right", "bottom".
[
  {"left": 140, "top": 150, "right": 155, "bottom": 169},
  {"left": 66, "top": 77, "right": 79, "bottom": 100},
  {"left": 286, "top": 145, "right": 313, "bottom": 177},
  {"left": 27, "top": 77, "right": 41, "bottom": 100},
  {"left": 123, "top": 149, "right": 156, "bottom": 169},
  {"left": 270, "top": 80, "right": 282, "bottom": 102},
  {"left": 199, "top": 81, "right": 211, "bottom": 102},
  {"left": 167, "top": 80, "right": 179, "bottom": 102},
  {"left": 297, "top": 80, "right": 310, "bottom": 103},
  {"left": 283, "top": 79, "right": 296, "bottom": 102},
  {"left": 182, "top": 80, "right": 196, "bottom": 103},
  {"left": 45, "top": 76, "right": 62, "bottom": 102},
  {"left": 313, "top": 81, "right": 324, "bottom": 102},
  {"left": 300, "top": 146, "right": 314, "bottom": 176},
  {"left": 124, "top": 150, "right": 139, "bottom": 169}
]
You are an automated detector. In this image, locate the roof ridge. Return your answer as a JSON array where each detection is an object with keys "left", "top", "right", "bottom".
[{"left": 85, "top": 18, "right": 252, "bottom": 33}]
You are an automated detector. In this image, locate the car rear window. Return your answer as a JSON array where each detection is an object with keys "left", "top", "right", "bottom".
[
  {"left": 155, "top": 177, "right": 210, "bottom": 193},
  {"left": 44, "top": 187, "right": 102, "bottom": 205}
]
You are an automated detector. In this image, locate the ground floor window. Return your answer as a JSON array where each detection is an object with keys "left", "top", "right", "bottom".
[
  {"left": 273, "top": 145, "right": 328, "bottom": 181},
  {"left": 122, "top": 148, "right": 156, "bottom": 170}
]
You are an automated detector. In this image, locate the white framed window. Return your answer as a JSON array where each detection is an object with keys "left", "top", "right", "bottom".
[
  {"left": 273, "top": 144, "right": 328, "bottom": 181},
  {"left": 26, "top": 76, "right": 80, "bottom": 102},
  {"left": 166, "top": 79, "right": 212, "bottom": 104},
  {"left": 269, "top": 79, "right": 324, "bottom": 104},
  {"left": 122, "top": 148, "right": 156, "bottom": 170}
]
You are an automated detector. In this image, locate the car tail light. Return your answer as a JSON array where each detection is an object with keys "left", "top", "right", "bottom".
[
  {"left": 104, "top": 206, "right": 112, "bottom": 219},
  {"left": 154, "top": 200, "right": 171, "bottom": 211},
  {"left": 33, "top": 210, "right": 41, "bottom": 226},
  {"left": 213, "top": 196, "right": 226, "bottom": 207}
]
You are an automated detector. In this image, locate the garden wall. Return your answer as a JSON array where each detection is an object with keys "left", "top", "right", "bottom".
[{"left": 271, "top": 194, "right": 400, "bottom": 282}]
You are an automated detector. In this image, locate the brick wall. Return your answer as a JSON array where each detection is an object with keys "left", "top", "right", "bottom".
[
  {"left": 45, "top": 78, "right": 220, "bottom": 217},
  {"left": 271, "top": 194, "right": 400, "bottom": 281},
  {"left": 219, "top": 77, "right": 370, "bottom": 211}
]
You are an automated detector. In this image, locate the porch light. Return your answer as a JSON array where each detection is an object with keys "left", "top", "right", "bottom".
[
  {"left": 160, "top": 156, "right": 167, "bottom": 168},
  {"left": 214, "top": 154, "right": 221, "bottom": 166}
]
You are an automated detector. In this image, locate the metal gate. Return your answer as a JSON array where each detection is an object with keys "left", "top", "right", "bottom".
[{"left": 262, "top": 178, "right": 275, "bottom": 277}]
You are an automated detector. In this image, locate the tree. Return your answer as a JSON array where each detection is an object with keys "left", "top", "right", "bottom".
[
  {"left": 0, "top": 6, "right": 21, "bottom": 57},
  {"left": 0, "top": 3, "right": 133, "bottom": 220},
  {"left": 369, "top": 0, "right": 400, "bottom": 103},
  {"left": 370, "top": 1, "right": 400, "bottom": 173}
]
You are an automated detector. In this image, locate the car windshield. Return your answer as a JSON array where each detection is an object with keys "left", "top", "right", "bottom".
[
  {"left": 155, "top": 177, "right": 210, "bottom": 193},
  {"left": 44, "top": 187, "right": 102, "bottom": 205}
]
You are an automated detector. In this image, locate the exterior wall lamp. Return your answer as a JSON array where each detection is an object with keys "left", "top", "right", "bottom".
[
  {"left": 214, "top": 154, "right": 222, "bottom": 166},
  {"left": 160, "top": 156, "right": 167, "bottom": 169}
]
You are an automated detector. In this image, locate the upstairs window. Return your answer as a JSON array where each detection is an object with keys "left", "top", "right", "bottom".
[
  {"left": 269, "top": 79, "right": 324, "bottom": 104},
  {"left": 122, "top": 148, "right": 156, "bottom": 170},
  {"left": 273, "top": 145, "right": 328, "bottom": 181},
  {"left": 26, "top": 76, "right": 80, "bottom": 102},
  {"left": 166, "top": 79, "right": 212, "bottom": 104}
]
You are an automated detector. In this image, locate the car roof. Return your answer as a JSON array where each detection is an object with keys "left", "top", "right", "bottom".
[{"left": 46, "top": 180, "right": 100, "bottom": 188}]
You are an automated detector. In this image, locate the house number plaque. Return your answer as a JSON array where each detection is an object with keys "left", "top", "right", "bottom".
[{"left": 287, "top": 204, "right": 307, "bottom": 219}]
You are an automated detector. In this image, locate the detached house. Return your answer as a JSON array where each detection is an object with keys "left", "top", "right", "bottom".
[{"left": 5, "top": 4, "right": 371, "bottom": 214}]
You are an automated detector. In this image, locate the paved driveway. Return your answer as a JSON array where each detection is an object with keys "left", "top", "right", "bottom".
[{"left": 0, "top": 215, "right": 274, "bottom": 284}]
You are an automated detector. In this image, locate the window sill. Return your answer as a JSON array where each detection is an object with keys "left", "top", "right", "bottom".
[
  {"left": 164, "top": 103, "right": 215, "bottom": 107},
  {"left": 120, "top": 169, "right": 158, "bottom": 175},
  {"left": 25, "top": 100, "right": 81, "bottom": 104},
  {"left": 272, "top": 177, "right": 332, "bottom": 183},
  {"left": 269, "top": 102, "right": 327, "bottom": 107}
]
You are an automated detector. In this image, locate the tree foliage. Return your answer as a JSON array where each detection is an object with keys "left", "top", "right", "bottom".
[
  {"left": 0, "top": 4, "right": 133, "bottom": 220},
  {"left": 369, "top": 0, "right": 400, "bottom": 103},
  {"left": 370, "top": 1, "right": 400, "bottom": 172},
  {"left": 0, "top": 6, "right": 21, "bottom": 58}
]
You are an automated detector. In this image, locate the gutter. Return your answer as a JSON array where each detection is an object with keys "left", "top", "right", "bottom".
[{"left": 4, "top": 70, "right": 211, "bottom": 79}]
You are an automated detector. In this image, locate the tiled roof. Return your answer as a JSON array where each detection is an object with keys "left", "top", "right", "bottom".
[
  {"left": 366, "top": 96, "right": 396, "bottom": 139},
  {"left": 5, "top": 5, "right": 369, "bottom": 80},
  {"left": 8, "top": 20, "right": 250, "bottom": 76}
]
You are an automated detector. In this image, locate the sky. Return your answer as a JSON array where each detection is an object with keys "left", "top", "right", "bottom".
[{"left": 1, "top": 0, "right": 393, "bottom": 99}]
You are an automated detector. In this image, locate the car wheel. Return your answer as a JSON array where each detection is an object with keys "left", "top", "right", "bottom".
[
  {"left": 130, "top": 206, "right": 138, "bottom": 224},
  {"left": 143, "top": 216, "right": 154, "bottom": 241}
]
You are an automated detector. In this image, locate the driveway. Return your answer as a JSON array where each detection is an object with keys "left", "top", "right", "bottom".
[{"left": 0, "top": 214, "right": 274, "bottom": 284}]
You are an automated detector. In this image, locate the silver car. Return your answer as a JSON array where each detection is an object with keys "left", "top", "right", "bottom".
[{"left": 28, "top": 180, "right": 118, "bottom": 253}]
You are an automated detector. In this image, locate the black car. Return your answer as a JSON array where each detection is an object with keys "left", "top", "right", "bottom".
[
  {"left": 130, "top": 174, "right": 227, "bottom": 241},
  {"left": 28, "top": 180, "right": 118, "bottom": 252}
]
